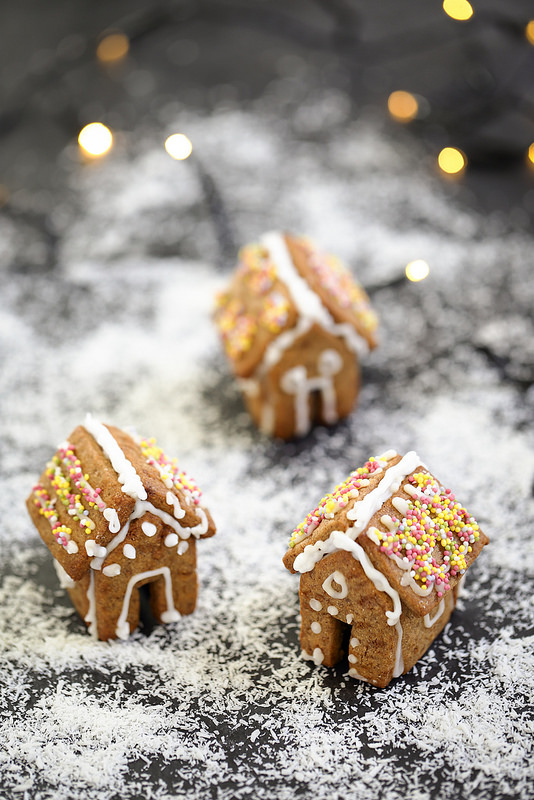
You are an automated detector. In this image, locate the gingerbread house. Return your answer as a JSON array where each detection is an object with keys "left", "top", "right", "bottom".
[
  {"left": 26, "top": 415, "right": 216, "bottom": 640},
  {"left": 283, "top": 450, "right": 488, "bottom": 687},
  {"left": 214, "top": 231, "right": 378, "bottom": 439}
]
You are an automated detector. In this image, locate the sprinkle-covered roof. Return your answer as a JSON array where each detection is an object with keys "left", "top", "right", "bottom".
[{"left": 214, "top": 234, "right": 377, "bottom": 370}]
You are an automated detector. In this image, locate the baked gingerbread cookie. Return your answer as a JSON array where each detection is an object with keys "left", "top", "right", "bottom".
[
  {"left": 283, "top": 450, "right": 489, "bottom": 687},
  {"left": 26, "top": 414, "right": 215, "bottom": 640},
  {"left": 214, "top": 232, "right": 378, "bottom": 439}
]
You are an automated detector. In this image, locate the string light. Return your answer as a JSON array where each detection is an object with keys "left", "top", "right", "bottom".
[
  {"left": 526, "top": 21, "right": 534, "bottom": 45},
  {"left": 442, "top": 0, "right": 474, "bottom": 21},
  {"left": 387, "top": 91, "right": 419, "bottom": 123},
  {"left": 96, "top": 32, "right": 130, "bottom": 64},
  {"left": 165, "top": 133, "right": 193, "bottom": 160},
  {"left": 527, "top": 143, "right": 534, "bottom": 168},
  {"left": 78, "top": 123, "right": 113, "bottom": 158},
  {"left": 438, "top": 146, "right": 466, "bottom": 176},
  {"left": 405, "top": 260, "right": 430, "bottom": 282}
]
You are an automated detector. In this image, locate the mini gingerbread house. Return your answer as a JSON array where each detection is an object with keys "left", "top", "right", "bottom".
[
  {"left": 214, "top": 232, "right": 378, "bottom": 439},
  {"left": 283, "top": 450, "right": 488, "bottom": 687},
  {"left": 26, "top": 415, "right": 216, "bottom": 640}
]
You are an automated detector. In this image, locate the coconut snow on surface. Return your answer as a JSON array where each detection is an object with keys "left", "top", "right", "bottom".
[{"left": 0, "top": 96, "right": 533, "bottom": 800}]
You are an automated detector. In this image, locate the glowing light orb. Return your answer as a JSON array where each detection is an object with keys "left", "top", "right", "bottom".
[
  {"left": 96, "top": 32, "right": 130, "bottom": 64},
  {"left": 438, "top": 147, "right": 466, "bottom": 175},
  {"left": 527, "top": 143, "right": 534, "bottom": 167},
  {"left": 443, "top": 0, "right": 474, "bottom": 21},
  {"left": 78, "top": 123, "right": 113, "bottom": 157},
  {"left": 165, "top": 134, "right": 193, "bottom": 160},
  {"left": 527, "top": 21, "right": 534, "bottom": 45},
  {"left": 405, "top": 260, "right": 430, "bottom": 282},
  {"left": 387, "top": 91, "right": 419, "bottom": 123}
]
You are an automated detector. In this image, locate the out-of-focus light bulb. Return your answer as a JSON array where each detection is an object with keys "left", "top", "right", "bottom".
[
  {"left": 526, "top": 21, "right": 534, "bottom": 45},
  {"left": 443, "top": 0, "right": 474, "bottom": 21},
  {"left": 165, "top": 133, "right": 193, "bottom": 160},
  {"left": 405, "top": 260, "right": 430, "bottom": 282},
  {"left": 438, "top": 146, "right": 466, "bottom": 176},
  {"left": 96, "top": 32, "right": 130, "bottom": 64},
  {"left": 78, "top": 123, "right": 113, "bottom": 157},
  {"left": 527, "top": 143, "right": 534, "bottom": 167},
  {"left": 387, "top": 91, "right": 419, "bottom": 123}
]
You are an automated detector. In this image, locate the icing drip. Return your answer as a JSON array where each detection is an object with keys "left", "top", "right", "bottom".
[
  {"left": 302, "top": 648, "right": 324, "bottom": 666},
  {"left": 424, "top": 598, "right": 446, "bottom": 628}
]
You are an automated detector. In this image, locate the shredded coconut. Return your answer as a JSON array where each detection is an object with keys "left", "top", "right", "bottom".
[{"left": 1, "top": 94, "right": 533, "bottom": 800}]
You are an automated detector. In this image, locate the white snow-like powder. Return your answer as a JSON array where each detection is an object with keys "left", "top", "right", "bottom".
[{"left": 0, "top": 92, "right": 533, "bottom": 800}]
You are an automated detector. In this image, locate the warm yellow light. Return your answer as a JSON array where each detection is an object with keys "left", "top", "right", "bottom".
[
  {"left": 165, "top": 133, "right": 193, "bottom": 160},
  {"left": 526, "top": 21, "right": 534, "bottom": 45},
  {"left": 96, "top": 32, "right": 130, "bottom": 64},
  {"left": 438, "top": 146, "right": 466, "bottom": 175},
  {"left": 443, "top": 0, "right": 473, "bottom": 21},
  {"left": 527, "top": 143, "right": 534, "bottom": 166},
  {"left": 405, "top": 260, "right": 430, "bottom": 282},
  {"left": 78, "top": 123, "right": 113, "bottom": 157},
  {"left": 387, "top": 91, "right": 419, "bottom": 123}
]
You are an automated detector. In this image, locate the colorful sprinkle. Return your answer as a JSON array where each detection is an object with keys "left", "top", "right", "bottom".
[
  {"left": 46, "top": 445, "right": 103, "bottom": 535},
  {"left": 214, "top": 244, "right": 290, "bottom": 359},
  {"left": 139, "top": 438, "right": 202, "bottom": 506},
  {"left": 374, "top": 472, "right": 481, "bottom": 595},
  {"left": 289, "top": 456, "right": 388, "bottom": 548},
  {"left": 295, "top": 237, "right": 378, "bottom": 332},
  {"left": 33, "top": 485, "right": 73, "bottom": 548}
]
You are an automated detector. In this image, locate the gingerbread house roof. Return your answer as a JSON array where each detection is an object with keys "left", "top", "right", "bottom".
[
  {"left": 27, "top": 415, "right": 215, "bottom": 583},
  {"left": 214, "top": 231, "right": 378, "bottom": 379},
  {"left": 283, "top": 450, "right": 488, "bottom": 617}
]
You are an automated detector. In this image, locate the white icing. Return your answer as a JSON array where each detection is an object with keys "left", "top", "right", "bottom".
[
  {"left": 322, "top": 571, "right": 348, "bottom": 599},
  {"left": 103, "top": 564, "right": 121, "bottom": 577},
  {"left": 83, "top": 413, "right": 147, "bottom": 501},
  {"left": 165, "top": 533, "right": 179, "bottom": 548},
  {"left": 103, "top": 507, "right": 121, "bottom": 534},
  {"left": 177, "top": 541, "right": 189, "bottom": 555},
  {"left": 280, "top": 348, "right": 343, "bottom": 436},
  {"left": 84, "top": 572, "right": 97, "bottom": 638},
  {"left": 376, "top": 449, "right": 398, "bottom": 461},
  {"left": 123, "top": 544, "right": 136, "bottom": 559},
  {"left": 424, "top": 598, "right": 446, "bottom": 628},
  {"left": 328, "top": 531, "right": 402, "bottom": 627},
  {"left": 53, "top": 560, "right": 76, "bottom": 589},
  {"left": 261, "top": 231, "right": 333, "bottom": 328},
  {"left": 346, "top": 614, "right": 353, "bottom": 624},
  {"left": 165, "top": 491, "right": 186, "bottom": 520},
  {"left": 311, "top": 621, "right": 322, "bottom": 634},
  {"left": 348, "top": 654, "right": 357, "bottom": 664},
  {"left": 65, "top": 541, "right": 79, "bottom": 554},
  {"left": 310, "top": 598, "right": 322, "bottom": 611},
  {"left": 294, "top": 452, "right": 422, "bottom": 573},
  {"left": 350, "top": 637, "right": 360, "bottom": 648},
  {"left": 392, "top": 496, "right": 410, "bottom": 517},
  {"left": 84, "top": 539, "right": 106, "bottom": 558},
  {"left": 115, "top": 567, "right": 179, "bottom": 639},
  {"left": 327, "top": 605, "right": 338, "bottom": 616},
  {"left": 345, "top": 451, "right": 421, "bottom": 530},
  {"left": 302, "top": 647, "right": 324, "bottom": 666},
  {"left": 393, "top": 620, "right": 404, "bottom": 677},
  {"left": 142, "top": 521, "right": 157, "bottom": 537},
  {"left": 380, "top": 514, "right": 396, "bottom": 532}
]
